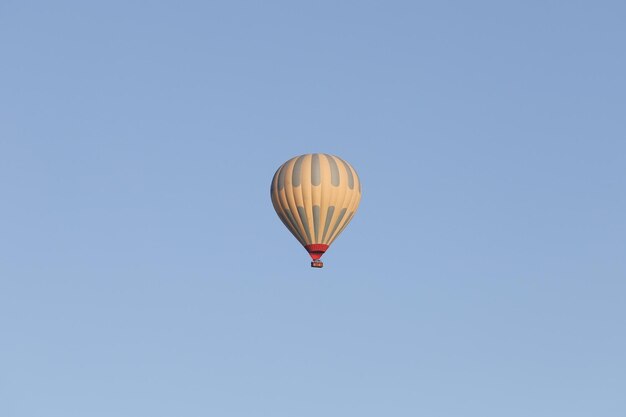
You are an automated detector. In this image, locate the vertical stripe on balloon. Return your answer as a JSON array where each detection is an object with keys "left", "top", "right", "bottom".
[
  {"left": 277, "top": 210, "right": 305, "bottom": 245},
  {"left": 277, "top": 164, "right": 286, "bottom": 190},
  {"left": 311, "top": 154, "right": 321, "bottom": 186},
  {"left": 325, "top": 154, "right": 340, "bottom": 186},
  {"left": 297, "top": 206, "right": 312, "bottom": 243},
  {"left": 321, "top": 206, "right": 335, "bottom": 243},
  {"left": 327, "top": 208, "right": 347, "bottom": 244},
  {"left": 331, "top": 211, "right": 354, "bottom": 243},
  {"left": 283, "top": 208, "right": 306, "bottom": 244},
  {"left": 339, "top": 158, "right": 354, "bottom": 189},
  {"left": 292, "top": 155, "right": 305, "bottom": 187},
  {"left": 312, "top": 205, "right": 321, "bottom": 242}
]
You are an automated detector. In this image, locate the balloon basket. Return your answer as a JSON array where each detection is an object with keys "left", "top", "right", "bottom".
[{"left": 311, "top": 260, "right": 324, "bottom": 268}]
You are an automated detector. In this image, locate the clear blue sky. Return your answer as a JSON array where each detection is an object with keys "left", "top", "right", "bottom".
[{"left": 1, "top": 1, "right": 625, "bottom": 416}]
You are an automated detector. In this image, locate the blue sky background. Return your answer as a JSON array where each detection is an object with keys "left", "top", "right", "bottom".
[{"left": 1, "top": 1, "right": 625, "bottom": 416}]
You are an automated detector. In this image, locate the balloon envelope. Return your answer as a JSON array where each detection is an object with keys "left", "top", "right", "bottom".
[{"left": 270, "top": 153, "right": 362, "bottom": 267}]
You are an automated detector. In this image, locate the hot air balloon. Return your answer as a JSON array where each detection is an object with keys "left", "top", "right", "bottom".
[{"left": 270, "top": 153, "right": 362, "bottom": 268}]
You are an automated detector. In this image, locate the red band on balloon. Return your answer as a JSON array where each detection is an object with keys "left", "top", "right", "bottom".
[{"left": 304, "top": 244, "right": 329, "bottom": 260}]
